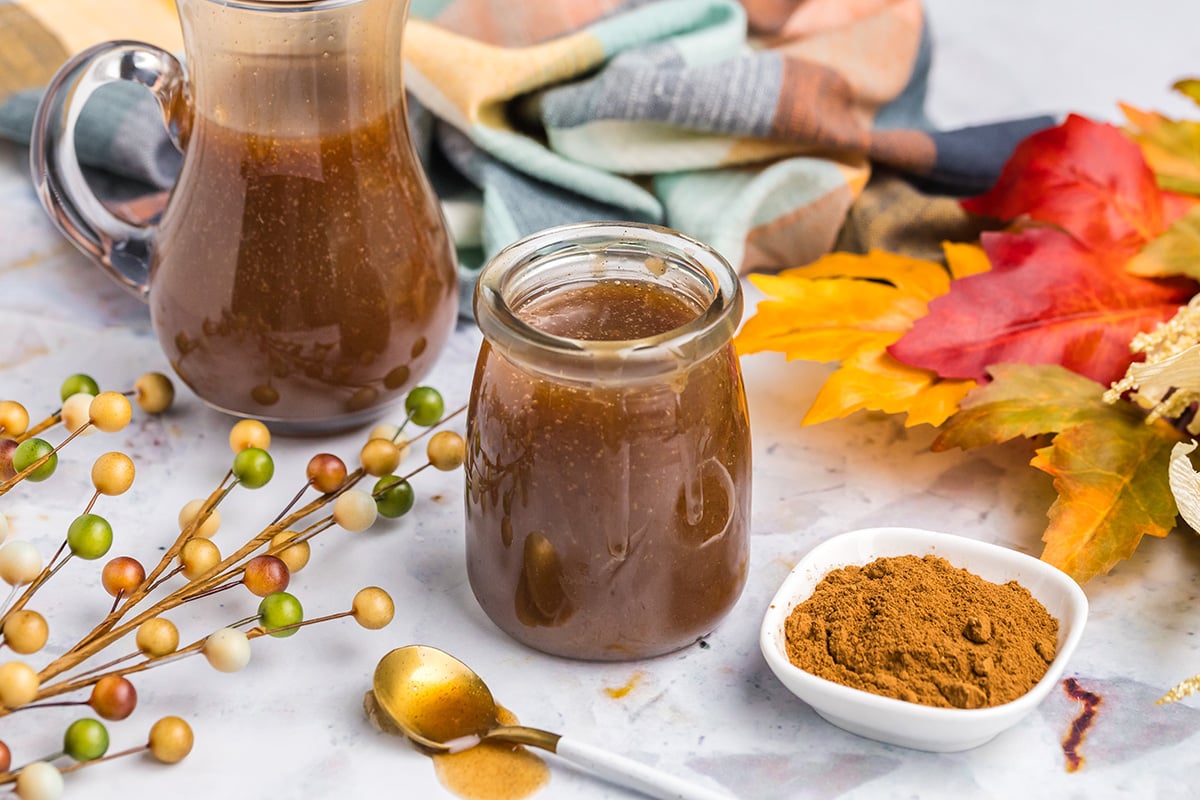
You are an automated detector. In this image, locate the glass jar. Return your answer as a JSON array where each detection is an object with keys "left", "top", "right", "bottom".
[{"left": 465, "top": 222, "right": 751, "bottom": 660}]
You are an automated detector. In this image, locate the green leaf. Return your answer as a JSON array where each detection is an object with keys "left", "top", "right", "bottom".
[
  {"left": 931, "top": 364, "right": 1142, "bottom": 451},
  {"left": 1128, "top": 206, "right": 1200, "bottom": 278},
  {"left": 932, "top": 362, "right": 1183, "bottom": 582}
]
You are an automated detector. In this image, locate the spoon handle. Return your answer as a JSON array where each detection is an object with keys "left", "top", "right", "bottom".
[{"left": 555, "top": 736, "right": 737, "bottom": 800}]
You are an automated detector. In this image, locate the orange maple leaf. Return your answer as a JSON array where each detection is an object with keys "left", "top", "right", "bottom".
[
  {"left": 933, "top": 363, "right": 1181, "bottom": 582},
  {"left": 736, "top": 244, "right": 986, "bottom": 427}
]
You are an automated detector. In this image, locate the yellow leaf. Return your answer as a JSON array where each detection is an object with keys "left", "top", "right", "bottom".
[
  {"left": 1127, "top": 205, "right": 1200, "bottom": 278},
  {"left": 803, "top": 349, "right": 975, "bottom": 427},
  {"left": 1174, "top": 78, "right": 1200, "bottom": 107},
  {"left": 944, "top": 242, "right": 991, "bottom": 279},
  {"left": 738, "top": 247, "right": 988, "bottom": 426},
  {"left": 905, "top": 375, "right": 978, "bottom": 428},
  {"left": 1122, "top": 103, "right": 1200, "bottom": 195},
  {"left": 775, "top": 250, "right": 952, "bottom": 300},
  {"left": 738, "top": 279, "right": 923, "bottom": 361}
]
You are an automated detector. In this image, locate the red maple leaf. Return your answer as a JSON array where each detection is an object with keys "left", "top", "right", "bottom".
[
  {"left": 963, "top": 114, "right": 1166, "bottom": 258},
  {"left": 887, "top": 227, "right": 1198, "bottom": 385}
]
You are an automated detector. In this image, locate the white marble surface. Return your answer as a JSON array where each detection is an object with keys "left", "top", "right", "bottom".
[{"left": 5, "top": 3, "right": 1200, "bottom": 799}]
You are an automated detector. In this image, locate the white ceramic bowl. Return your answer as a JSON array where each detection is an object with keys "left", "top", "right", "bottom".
[{"left": 760, "top": 526, "right": 1089, "bottom": 752}]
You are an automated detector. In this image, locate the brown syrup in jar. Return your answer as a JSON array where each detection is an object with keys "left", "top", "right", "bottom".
[
  {"left": 465, "top": 279, "right": 751, "bottom": 660},
  {"left": 149, "top": 105, "right": 457, "bottom": 428}
]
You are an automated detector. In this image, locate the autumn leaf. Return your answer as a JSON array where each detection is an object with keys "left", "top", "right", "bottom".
[
  {"left": 962, "top": 114, "right": 1165, "bottom": 257},
  {"left": 1033, "top": 420, "right": 1179, "bottom": 583},
  {"left": 1174, "top": 77, "right": 1200, "bottom": 107},
  {"left": 933, "top": 363, "right": 1181, "bottom": 582},
  {"left": 1127, "top": 205, "right": 1200, "bottom": 278},
  {"left": 931, "top": 364, "right": 1128, "bottom": 447},
  {"left": 888, "top": 227, "right": 1198, "bottom": 385},
  {"left": 737, "top": 246, "right": 984, "bottom": 426},
  {"left": 1122, "top": 103, "right": 1200, "bottom": 196},
  {"left": 803, "top": 347, "right": 974, "bottom": 428}
]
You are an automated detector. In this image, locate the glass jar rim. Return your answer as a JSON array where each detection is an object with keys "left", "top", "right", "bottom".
[
  {"left": 473, "top": 221, "right": 742, "bottom": 383},
  {"left": 201, "top": 0, "right": 370, "bottom": 12}
]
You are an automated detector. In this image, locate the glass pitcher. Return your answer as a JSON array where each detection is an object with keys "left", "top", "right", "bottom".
[{"left": 30, "top": 0, "right": 458, "bottom": 434}]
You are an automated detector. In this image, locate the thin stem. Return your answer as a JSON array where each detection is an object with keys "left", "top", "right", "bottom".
[
  {"left": 292, "top": 517, "right": 336, "bottom": 546},
  {"left": 0, "top": 585, "right": 19, "bottom": 619},
  {"left": 2, "top": 699, "right": 86, "bottom": 714},
  {"left": 68, "top": 649, "right": 140, "bottom": 681},
  {"left": 270, "top": 479, "right": 314, "bottom": 527},
  {"left": 396, "top": 404, "right": 467, "bottom": 447},
  {"left": 180, "top": 580, "right": 240, "bottom": 603},
  {"left": 145, "top": 564, "right": 184, "bottom": 595},
  {"left": 58, "top": 745, "right": 148, "bottom": 775},
  {"left": 0, "top": 540, "right": 70, "bottom": 629},
  {"left": 128, "top": 483, "right": 235, "bottom": 604},
  {"left": 34, "top": 467, "right": 368, "bottom": 688},
  {"left": 74, "top": 481, "right": 234, "bottom": 650},
  {"left": 0, "top": 422, "right": 91, "bottom": 496},
  {"left": 402, "top": 461, "right": 433, "bottom": 482},
  {"left": 13, "top": 411, "right": 61, "bottom": 444},
  {"left": 262, "top": 609, "right": 353, "bottom": 637},
  {"left": 83, "top": 489, "right": 101, "bottom": 516},
  {"left": 33, "top": 636, "right": 208, "bottom": 704},
  {"left": 395, "top": 410, "right": 414, "bottom": 438}
]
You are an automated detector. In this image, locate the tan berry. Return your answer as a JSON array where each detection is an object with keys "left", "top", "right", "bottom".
[
  {"left": 228, "top": 419, "right": 270, "bottom": 453},
  {"left": 91, "top": 452, "right": 135, "bottom": 496},
  {"left": 134, "top": 372, "right": 175, "bottom": 414},
  {"left": 135, "top": 618, "right": 180, "bottom": 657},
  {"left": 2, "top": 611, "right": 48, "bottom": 655},
  {"left": 61, "top": 392, "right": 95, "bottom": 435},
  {"left": 178, "top": 499, "right": 220, "bottom": 538},
  {"left": 332, "top": 490, "right": 377, "bottom": 532},
  {"left": 351, "top": 587, "right": 395, "bottom": 630},
  {"left": 269, "top": 530, "right": 311, "bottom": 573},
  {"left": 203, "top": 628, "right": 251, "bottom": 672},
  {"left": 148, "top": 716, "right": 194, "bottom": 763},
  {"left": 0, "top": 401, "right": 29, "bottom": 438},
  {"left": 0, "top": 661, "right": 39, "bottom": 708},
  {"left": 179, "top": 538, "right": 220, "bottom": 580},
  {"left": 360, "top": 438, "right": 400, "bottom": 477},
  {"left": 89, "top": 392, "right": 132, "bottom": 433},
  {"left": 0, "top": 541, "right": 42, "bottom": 586},
  {"left": 426, "top": 430, "right": 466, "bottom": 471}
]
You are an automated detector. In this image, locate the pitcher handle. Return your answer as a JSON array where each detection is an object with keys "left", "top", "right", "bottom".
[{"left": 30, "top": 41, "right": 188, "bottom": 300}]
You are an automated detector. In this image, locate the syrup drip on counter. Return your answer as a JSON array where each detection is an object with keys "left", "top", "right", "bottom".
[
  {"left": 365, "top": 691, "right": 549, "bottom": 800},
  {"left": 1061, "top": 677, "right": 1102, "bottom": 772},
  {"left": 432, "top": 706, "right": 550, "bottom": 800}
]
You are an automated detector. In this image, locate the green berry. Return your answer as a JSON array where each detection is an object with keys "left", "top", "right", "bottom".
[
  {"left": 374, "top": 475, "right": 415, "bottom": 518},
  {"left": 12, "top": 438, "right": 57, "bottom": 482},
  {"left": 404, "top": 386, "right": 444, "bottom": 427},
  {"left": 232, "top": 447, "right": 274, "bottom": 489},
  {"left": 258, "top": 591, "right": 303, "bottom": 638},
  {"left": 60, "top": 374, "right": 100, "bottom": 401},
  {"left": 67, "top": 514, "right": 114, "bottom": 560},
  {"left": 63, "top": 717, "right": 109, "bottom": 762}
]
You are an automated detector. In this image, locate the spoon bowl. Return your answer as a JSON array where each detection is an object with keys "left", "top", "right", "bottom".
[
  {"left": 370, "top": 645, "right": 735, "bottom": 800},
  {"left": 372, "top": 645, "right": 501, "bottom": 751}
]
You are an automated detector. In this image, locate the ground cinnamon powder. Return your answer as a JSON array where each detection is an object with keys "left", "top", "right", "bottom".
[{"left": 784, "top": 554, "right": 1059, "bottom": 709}]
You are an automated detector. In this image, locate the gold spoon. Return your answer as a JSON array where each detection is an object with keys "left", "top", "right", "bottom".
[{"left": 372, "top": 645, "right": 736, "bottom": 800}]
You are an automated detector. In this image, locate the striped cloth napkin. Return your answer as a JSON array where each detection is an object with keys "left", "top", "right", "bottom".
[{"left": 0, "top": 0, "right": 1052, "bottom": 303}]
